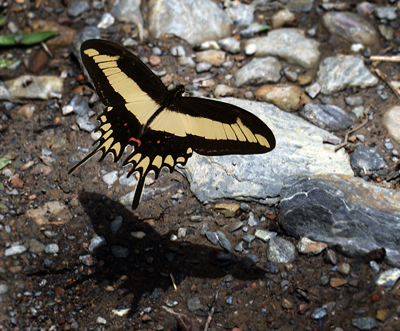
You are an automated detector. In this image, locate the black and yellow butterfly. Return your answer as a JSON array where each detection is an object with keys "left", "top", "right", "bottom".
[{"left": 69, "top": 39, "right": 275, "bottom": 209}]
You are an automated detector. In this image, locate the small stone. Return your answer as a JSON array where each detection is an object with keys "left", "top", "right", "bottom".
[
  {"left": 374, "top": 268, "right": 400, "bottom": 289},
  {"left": 254, "top": 229, "right": 277, "bottom": 242},
  {"left": 67, "top": 1, "right": 91, "bottom": 17},
  {"left": 376, "top": 308, "right": 388, "bottom": 321},
  {"left": 187, "top": 297, "right": 203, "bottom": 312},
  {"left": 5, "top": 245, "right": 28, "bottom": 256},
  {"left": 111, "top": 245, "right": 129, "bottom": 258},
  {"left": 338, "top": 262, "right": 351, "bottom": 275},
  {"left": 228, "top": 221, "right": 244, "bottom": 233},
  {"left": 110, "top": 215, "right": 123, "bottom": 234},
  {"left": 324, "top": 249, "right": 337, "bottom": 265},
  {"left": 45, "top": 243, "right": 59, "bottom": 254},
  {"left": 96, "top": 316, "right": 106, "bottom": 325},
  {"left": 89, "top": 236, "right": 107, "bottom": 252},
  {"left": 264, "top": 261, "right": 280, "bottom": 274},
  {"left": 281, "top": 298, "right": 293, "bottom": 309},
  {"left": 351, "top": 317, "right": 378, "bottom": 330},
  {"left": 330, "top": 278, "right": 348, "bottom": 287},
  {"left": 370, "top": 261, "right": 380, "bottom": 273},
  {"left": 214, "top": 202, "right": 240, "bottom": 217},
  {"left": 311, "top": 307, "right": 327, "bottom": 319},
  {"left": 297, "top": 237, "right": 327, "bottom": 255},
  {"left": 298, "top": 303, "right": 310, "bottom": 314},
  {"left": 131, "top": 231, "right": 146, "bottom": 239},
  {"left": 321, "top": 275, "right": 330, "bottom": 286}
]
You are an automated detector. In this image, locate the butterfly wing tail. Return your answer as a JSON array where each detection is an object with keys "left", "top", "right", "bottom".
[{"left": 132, "top": 175, "right": 146, "bottom": 209}]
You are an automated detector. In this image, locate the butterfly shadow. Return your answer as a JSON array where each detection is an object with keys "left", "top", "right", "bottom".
[{"left": 79, "top": 191, "right": 267, "bottom": 316}]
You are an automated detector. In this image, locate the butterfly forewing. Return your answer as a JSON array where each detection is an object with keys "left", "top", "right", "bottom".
[{"left": 70, "top": 39, "right": 276, "bottom": 209}]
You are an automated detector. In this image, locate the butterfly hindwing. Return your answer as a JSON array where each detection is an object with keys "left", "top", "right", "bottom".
[{"left": 70, "top": 39, "right": 276, "bottom": 209}]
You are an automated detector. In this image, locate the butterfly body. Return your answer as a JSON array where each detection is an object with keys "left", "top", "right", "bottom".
[{"left": 69, "top": 39, "right": 275, "bottom": 209}]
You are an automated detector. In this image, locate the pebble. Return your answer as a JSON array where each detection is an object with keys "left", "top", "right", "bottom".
[
  {"left": 267, "top": 237, "right": 296, "bottom": 263},
  {"left": 351, "top": 317, "right": 378, "bottom": 330},
  {"left": 111, "top": 245, "right": 129, "bottom": 258},
  {"left": 187, "top": 297, "right": 203, "bottom": 311},
  {"left": 350, "top": 146, "right": 389, "bottom": 176},
  {"left": 297, "top": 237, "right": 327, "bottom": 255},
  {"left": 102, "top": 171, "right": 119, "bottom": 185},
  {"left": 370, "top": 261, "right": 380, "bottom": 273},
  {"left": 374, "top": 268, "right": 400, "bottom": 289},
  {"left": 305, "top": 82, "right": 321, "bottom": 98},
  {"left": 110, "top": 215, "right": 123, "bottom": 234},
  {"left": 170, "top": 45, "right": 186, "bottom": 57},
  {"left": 5, "top": 245, "right": 28, "bottom": 256},
  {"left": 338, "top": 262, "right": 351, "bottom": 275},
  {"left": 89, "top": 236, "right": 107, "bottom": 252},
  {"left": 374, "top": 6, "right": 397, "bottom": 20},
  {"left": 96, "top": 316, "right": 107, "bottom": 325},
  {"left": 345, "top": 96, "right": 364, "bottom": 106},
  {"left": 216, "top": 230, "right": 234, "bottom": 253},
  {"left": 205, "top": 231, "right": 219, "bottom": 246},
  {"left": 228, "top": 221, "right": 244, "bottom": 233},
  {"left": 300, "top": 103, "right": 355, "bottom": 131},
  {"left": 45, "top": 244, "right": 59, "bottom": 254},
  {"left": 67, "top": 1, "right": 91, "bottom": 17},
  {"left": 311, "top": 307, "right": 327, "bottom": 319},
  {"left": 196, "top": 62, "right": 212, "bottom": 73},
  {"left": 254, "top": 229, "right": 277, "bottom": 242},
  {"left": 218, "top": 37, "right": 240, "bottom": 54},
  {"left": 131, "top": 231, "right": 146, "bottom": 239}
]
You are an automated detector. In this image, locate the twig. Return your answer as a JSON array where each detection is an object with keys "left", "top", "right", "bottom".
[
  {"left": 370, "top": 55, "right": 400, "bottom": 62},
  {"left": 203, "top": 290, "right": 219, "bottom": 331},
  {"left": 335, "top": 111, "right": 369, "bottom": 152},
  {"left": 373, "top": 68, "right": 400, "bottom": 100},
  {"left": 170, "top": 273, "right": 177, "bottom": 291}
]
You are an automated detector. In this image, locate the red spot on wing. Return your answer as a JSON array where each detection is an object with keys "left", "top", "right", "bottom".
[{"left": 128, "top": 137, "right": 142, "bottom": 146}]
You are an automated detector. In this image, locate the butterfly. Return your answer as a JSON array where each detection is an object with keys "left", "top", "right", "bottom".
[{"left": 69, "top": 39, "right": 276, "bottom": 209}]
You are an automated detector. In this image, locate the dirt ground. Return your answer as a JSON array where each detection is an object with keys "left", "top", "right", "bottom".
[{"left": 1, "top": 0, "right": 400, "bottom": 330}]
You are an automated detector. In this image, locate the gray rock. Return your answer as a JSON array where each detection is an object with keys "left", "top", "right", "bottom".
[
  {"left": 196, "top": 62, "right": 212, "bottom": 73},
  {"left": 242, "top": 234, "right": 255, "bottom": 243},
  {"left": 102, "top": 171, "right": 119, "bottom": 185},
  {"left": 45, "top": 244, "right": 59, "bottom": 254},
  {"left": 226, "top": 2, "right": 254, "bottom": 30},
  {"left": 110, "top": 216, "right": 123, "bottom": 234},
  {"left": 267, "top": 237, "right": 296, "bottom": 263},
  {"left": 67, "top": 1, "right": 91, "bottom": 18},
  {"left": 351, "top": 317, "right": 378, "bottom": 330},
  {"left": 148, "top": 0, "right": 232, "bottom": 44},
  {"left": 311, "top": 307, "right": 327, "bottom": 320},
  {"left": 216, "top": 230, "right": 233, "bottom": 253},
  {"left": 374, "top": 7, "right": 397, "bottom": 20},
  {"left": 205, "top": 231, "right": 219, "bottom": 245},
  {"left": 264, "top": 261, "right": 280, "bottom": 274},
  {"left": 89, "top": 236, "right": 107, "bottom": 252},
  {"left": 287, "top": 0, "right": 314, "bottom": 12},
  {"left": 170, "top": 45, "right": 186, "bottom": 57},
  {"left": 234, "top": 57, "right": 281, "bottom": 87},
  {"left": 345, "top": 96, "right": 364, "bottom": 107},
  {"left": 243, "top": 28, "right": 320, "bottom": 69},
  {"left": 374, "top": 268, "right": 400, "bottom": 289},
  {"left": 322, "top": 12, "right": 379, "bottom": 46},
  {"left": 305, "top": 82, "right": 321, "bottom": 99},
  {"left": 218, "top": 37, "right": 241, "bottom": 54},
  {"left": 279, "top": 175, "right": 400, "bottom": 267},
  {"left": 318, "top": 56, "right": 378, "bottom": 94},
  {"left": 255, "top": 229, "right": 277, "bottom": 242},
  {"left": 241, "top": 254, "right": 259, "bottom": 272},
  {"left": 111, "top": 245, "right": 129, "bottom": 258},
  {"left": 28, "top": 239, "right": 46, "bottom": 254},
  {"left": 300, "top": 103, "right": 356, "bottom": 131},
  {"left": 5, "top": 245, "right": 28, "bottom": 256},
  {"left": 187, "top": 297, "right": 203, "bottom": 312},
  {"left": 350, "top": 146, "right": 389, "bottom": 176},
  {"left": 177, "top": 99, "right": 353, "bottom": 205}
]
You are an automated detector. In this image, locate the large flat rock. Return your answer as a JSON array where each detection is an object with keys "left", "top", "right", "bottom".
[{"left": 177, "top": 98, "right": 353, "bottom": 204}]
